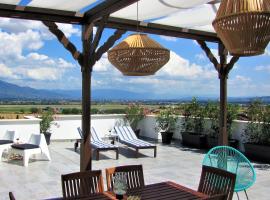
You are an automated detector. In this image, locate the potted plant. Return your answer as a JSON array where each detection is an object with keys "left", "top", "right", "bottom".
[
  {"left": 205, "top": 102, "right": 219, "bottom": 148},
  {"left": 243, "top": 100, "right": 270, "bottom": 162},
  {"left": 155, "top": 107, "right": 178, "bottom": 144},
  {"left": 124, "top": 104, "right": 147, "bottom": 137},
  {"left": 205, "top": 103, "right": 239, "bottom": 149},
  {"left": 181, "top": 98, "right": 206, "bottom": 148},
  {"left": 40, "top": 110, "right": 54, "bottom": 145}
]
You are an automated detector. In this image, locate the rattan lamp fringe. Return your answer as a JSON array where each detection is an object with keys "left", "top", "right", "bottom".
[
  {"left": 108, "top": 34, "right": 170, "bottom": 76},
  {"left": 213, "top": 0, "right": 270, "bottom": 56}
]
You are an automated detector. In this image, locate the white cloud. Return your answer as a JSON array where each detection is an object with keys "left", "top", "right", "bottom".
[
  {"left": 158, "top": 51, "right": 217, "bottom": 79},
  {"left": 160, "top": 36, "right": 178, "bottom": 42},
  {"left": 255, "top": 65, "right": 270, "bottom": 73},
  {"left": 0, "top": 63, "right": 17, "bottom": 79},
  {"left": 93, "top": 53, "right": 112, "bottom": 72},
  {"left": 0, "top": 22, "right": 77, "bottom": 82},
  {"left": 0, "top": 18, "right": 81, "bottom": 39},
  {"left": 17, "top": 67, "right": 63, "bottom": 81}
]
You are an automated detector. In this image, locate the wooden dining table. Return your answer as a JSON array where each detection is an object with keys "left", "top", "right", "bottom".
[{"left": 46, "top": 181, "right": 209, "bottom": 200}]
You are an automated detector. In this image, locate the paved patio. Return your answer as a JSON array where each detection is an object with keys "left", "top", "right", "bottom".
[{"left": 0, "top": 140, "right": 269, "bottom": 200}]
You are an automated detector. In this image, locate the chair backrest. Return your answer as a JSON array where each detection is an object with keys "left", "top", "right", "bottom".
[
  {"left": 202, "top": 146, "right": 256, "bottom": 192},
  {"left": 123, "top": 126, "right": 138, "bottom": 140},
  {"left": 114, "top": 126, "right": 135, "bottom": 141},
  {"left": 3, "top": 131, "right": 16, "bottom": 141},
  {"left": 198, "top": 166, "right": 236, "bottom": 200},
  {"left": 9, "top": 192, "right": 15, "bottom": 200},
  {"left": 28, "top": 134, "right": 41, "bottom": 146},
  {"left": 61, "top": 170, "right": 104, "bottom": 199},
  {"left": 106, "top": 165, "right": 145, "bottom": 191},
  {"left": 91, "top": 127, "right": 102, "bottom": 142},
  {"left": 114, "top": 126, "right": 126, "bottom": 141},
  {"left": 77, "top": 127, "right": 83, "bottom": 138}
]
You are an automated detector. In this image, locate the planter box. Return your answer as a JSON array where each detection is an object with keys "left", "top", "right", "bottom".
[
  {"left": 181, "top": 132, "right": 206, "bottom": 149},
  {"left": 244, "top": 143, "right": 270, "bottom": 163},
  {"left": 206, "top": 136, "right": 218, "bottom": 149},
  {"left": 206, "top": 136, "right": 239, "bottom": 149}
]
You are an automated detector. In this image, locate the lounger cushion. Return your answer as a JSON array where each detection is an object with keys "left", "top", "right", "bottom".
[
  {"left": 0, "top": 140, "right": 13, "bottom": 145},
  {"left": 11, "top": 144, "right": 39, "bottom": 150}
]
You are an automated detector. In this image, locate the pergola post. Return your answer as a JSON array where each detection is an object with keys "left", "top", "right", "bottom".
[
  {"left": 218, "top": 43, "right": 228, "bottom": 145},
  {"left": 197, "top": 40, "right": 239, "bottom": 146},
  {"left": 80, "top": 24, "right": 93, "bottom": 171}
]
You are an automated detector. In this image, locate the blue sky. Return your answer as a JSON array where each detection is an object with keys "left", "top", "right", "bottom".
[{"left": 0, "top": 18, "right": 269, "bottom": 98}]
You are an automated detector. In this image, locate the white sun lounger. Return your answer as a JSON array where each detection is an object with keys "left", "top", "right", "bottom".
[
  {"left": 77, "top": 127, "right": 118, "bottom": 160},
  {"left": 114, "top": 126, "right": 156, "bottom": 158}
]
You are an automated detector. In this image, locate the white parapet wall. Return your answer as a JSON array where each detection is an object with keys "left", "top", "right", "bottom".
[
  {"left": 50, "top": 114, "right": 125, "bottom": 140},
  {"left": 0, "top": 114, "right": 249, "bottom": 151},
  {"left": 138, "top": 115, "right": 250, "bottom": 151},
  {"left": 0, "top": 117, "right": 41, "bottom": 143}
]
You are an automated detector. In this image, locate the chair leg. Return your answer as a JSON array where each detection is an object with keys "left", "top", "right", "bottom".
[
  {"left": 154, "top": 147, "right": 157, "bottom": 158},
  {"left": 236, "top": 192, "right": 240, "bottom": 200},
  {"left": 74, "top": 140, "right": 79, "bottom": 152},
  {"left": 116, "top": 149, "right": 119, "bottom": 160},
  {"left": 0, "top": 148, "right": 4, "bottom": 161},
  {"left": 23, "top": 151, "right": 30, "bottom": 167},
  {"left": 42, "top": 146, "right": 51, "bottom": 161},
  {"left": 244, "top": 190, "right": 249, "bottom": 200},
  {"left": 96, "top": 150, "right": 99, "bottom": 161}
]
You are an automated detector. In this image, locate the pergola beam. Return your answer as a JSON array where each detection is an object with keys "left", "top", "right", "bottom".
[
  {"left": 103, "top": 17, "right": 220, "bottom": 42},
  {"left": 0, "top": 4, "right": 82, "bottom": 24},
  {"left": 0, "top": 4, "right": 219, "bottom": 43},
  {"left": 42, "top": 21, "right": 83, "bottom": 65},
  {"left": 84, "top": 0, "right": 139, "bottom": 23}
]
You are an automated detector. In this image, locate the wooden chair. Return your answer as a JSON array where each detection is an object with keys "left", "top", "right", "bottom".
[
  {"left": 198, "top": 166, "right": 236, "bottom": 200},
  {"left": 9, "top": 192, "right": 15, "bottom": 200},
  {"left": 106, "top": 165, "right": 144, "bottom": 191},
  {"left": 61, "top": 170, "right": 104, "bottom": 199}
]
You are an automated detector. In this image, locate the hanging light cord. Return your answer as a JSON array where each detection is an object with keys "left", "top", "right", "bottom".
[{"left": 136, "top": 1, "right": 139, "bottom": 33}]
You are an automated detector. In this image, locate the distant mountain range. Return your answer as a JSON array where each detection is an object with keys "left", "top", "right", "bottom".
[
  {"left": 0, "top": 80, "right": 270, "bottom": 103},
  {"left": 0, "top": 80, "right": 145, "bottom": 100}
]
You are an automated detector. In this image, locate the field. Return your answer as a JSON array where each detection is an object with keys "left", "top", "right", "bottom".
[{"left": 0, "top": 103, "right": 161, "bottom": 119}]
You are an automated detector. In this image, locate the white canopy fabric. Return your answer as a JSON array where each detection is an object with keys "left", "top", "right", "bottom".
[
  {"left": 28, "top": 0, "right": 97, "bottom": 12},
  {"left": 111, "top": 0, "right": 213, "bottom": 21},
  {"left": 0, "top": 0, "right": 20, "bottom": 4},
  {"left": 0, "top": 0, "right": 219, "bottom": 33},
  {"left": 111, "top": 0, "right": 219, "bottom": 33}
]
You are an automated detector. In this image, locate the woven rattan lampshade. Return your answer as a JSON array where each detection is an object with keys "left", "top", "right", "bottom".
[
  {"left": 212, "top": 0, "right": 270, "bottom": 56},
  {"left": 108, "top": 34, "right": 170, "bottom": 76}
]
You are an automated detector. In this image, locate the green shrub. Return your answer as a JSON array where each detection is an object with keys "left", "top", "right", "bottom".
[{"left": 124, "top": 104, "right": 146, "bottom": 130}]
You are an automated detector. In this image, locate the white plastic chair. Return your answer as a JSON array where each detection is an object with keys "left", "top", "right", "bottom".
[
  {"left": 11, "top": 134, "right": 51, "bottom": 167},
  {"left": 0, "top": 130, "right": 16, "bottom": 161}
]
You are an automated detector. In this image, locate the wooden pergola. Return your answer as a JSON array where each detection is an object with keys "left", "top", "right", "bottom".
[{"left": 0, "top": 0, "right": 240, "bottom": 171}]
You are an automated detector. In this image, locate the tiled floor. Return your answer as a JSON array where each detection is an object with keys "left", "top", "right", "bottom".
[{"left": 0, "top": 140, "right": 269, "bottom": 200}]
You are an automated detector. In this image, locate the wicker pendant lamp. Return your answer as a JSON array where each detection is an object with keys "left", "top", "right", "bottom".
[
  {"left": 212, "top": 0, "right": 270, "bottom": 56},
  {"left": 108, "top": 33, "right": 170, "bottom": 76}
]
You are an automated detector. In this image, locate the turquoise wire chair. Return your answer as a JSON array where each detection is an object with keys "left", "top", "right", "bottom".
[{"left": 202, "top": 146, "right": 256, "bottom": 199}]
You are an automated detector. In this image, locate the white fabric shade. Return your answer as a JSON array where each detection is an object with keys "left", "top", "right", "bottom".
[
  {"left": 0, "top": 0, "right": 20, "bottom": 4},
  {"left": 0, "top": 0, "right": 219, "bottom": 33},
  {"left": 111, "top": 0, "right": 213, "bottom": 21},
  {"left": 153, "top": 4, "right": 219, "bottom": 32},
  {"left": 28, "top": 0, "right": 97, "bottom": 12}
]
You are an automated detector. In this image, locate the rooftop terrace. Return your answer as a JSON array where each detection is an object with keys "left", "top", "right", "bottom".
[{"left": 1, "top": 140, "right": 269, "bottom": 200}]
